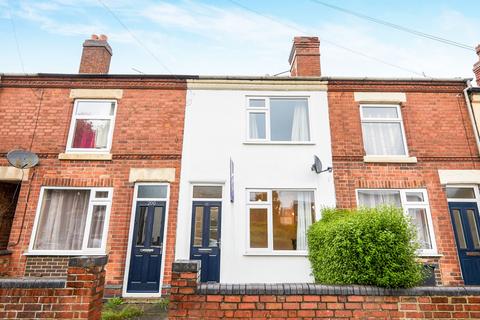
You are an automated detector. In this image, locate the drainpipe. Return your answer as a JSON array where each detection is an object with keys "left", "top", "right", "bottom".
[{"left": 464, "top": 80, "right": 480, "bottom": 155}]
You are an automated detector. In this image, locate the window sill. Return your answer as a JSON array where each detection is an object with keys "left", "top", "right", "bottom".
[
  {"left": 363, "top": 155, "right": 417, "bottom": 163},
  {"left": 24, "top": 251, "right": 106, "bottom": 256},
  {"left": 243, "top": 141, "right": 315, "bottom": 146},
  {"left": 417, "top": 253, "right": 443, "bottom": 258},
  {"left": 58, "top": 153, "right": 113, "bottom": 161},
  {"left": 244, "top": 250, "right": 308, "bottom": 257}
]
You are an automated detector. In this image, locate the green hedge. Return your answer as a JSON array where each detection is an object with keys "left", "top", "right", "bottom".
[{"left": 307, "top": 206, "right": 424, "bottom": 288}]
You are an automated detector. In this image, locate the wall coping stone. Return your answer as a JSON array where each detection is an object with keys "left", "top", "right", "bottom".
[
  {"left": 0, "top": 277, "right": 65, "bottom": 289},
  {"left": 68, "top": 255, "right": 108, "bottom": 268},
  {"left": 197, "top": 283, "right": 480, "bottom": 296},
  {"left": 0, "top": 250, "right": 12, "bottom": 256},
  {"left": 172, "top": 260, "right": 201, "bottom": 273}
]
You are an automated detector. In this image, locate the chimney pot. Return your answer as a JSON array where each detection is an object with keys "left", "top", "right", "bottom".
[
  {"left": 474, "top": 44, "right": 480, "bottom": 84},
  {"left": 288, "top": 36, "right": 321, "bottom": 77},
  {"left": 79, "top": 35, "right": 112, "bottom": 74}
]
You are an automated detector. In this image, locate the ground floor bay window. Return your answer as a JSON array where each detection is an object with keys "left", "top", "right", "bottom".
[
  {"left": 356, "top": 189, "right": 437, "bottom": 255},
  {"left": 29, "top": 187, "right": 112, "bottom": 255},
  {"left": 247, "top": 189, "right": 315, "bottom": 253}
]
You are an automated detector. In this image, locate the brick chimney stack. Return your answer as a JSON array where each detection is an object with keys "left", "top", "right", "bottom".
[
  {"left": 79, "top": 34, "right": 112, "bottom": 74},
  {"left": 288, "top": 37, "right": 321, "bottom": 77},
  {"left": 474, "top": 44, "right": 480, "bottom": 84}
]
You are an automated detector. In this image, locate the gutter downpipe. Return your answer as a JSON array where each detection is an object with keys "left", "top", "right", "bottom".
[{"left": 464, "top": 79, "right": 480, "bottom": 155}]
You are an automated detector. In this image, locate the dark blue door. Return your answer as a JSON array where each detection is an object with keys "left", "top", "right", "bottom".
[
  {"left": 127, "top": 201, "right": 166, "bottom": 293},
  {"left": 448, "top": 202, "right": 480, "bottom": 285},
  {"left": 190, "top": 201, "right": 221, "bottom": 282}
]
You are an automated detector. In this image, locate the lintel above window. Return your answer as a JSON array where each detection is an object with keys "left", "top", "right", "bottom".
[
  {"left": 246, "top": 97, "right": 311, "bottom": 143},
  {"left": 66, "top": 99, "right": 117, "bottom": 153}
]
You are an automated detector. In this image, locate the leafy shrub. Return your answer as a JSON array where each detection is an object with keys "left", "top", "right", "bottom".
[
  {"left": 307, "top": 206, "right": 424, "bottom": 288},
  {"left": 102, "top": 298, "right": 144, "bottom": 320}
]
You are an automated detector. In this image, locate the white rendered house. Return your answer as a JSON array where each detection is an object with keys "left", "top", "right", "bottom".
[{"left": 174, "top": 77, "right": 336, "bottom": 283}]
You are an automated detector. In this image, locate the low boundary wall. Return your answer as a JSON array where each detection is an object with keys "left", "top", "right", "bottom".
[
  {"left": 169, "top": 260, "right": 480, "bottom": 319},
  {"left": 0, "top": 255, "right": 107, "bottom": 319}
]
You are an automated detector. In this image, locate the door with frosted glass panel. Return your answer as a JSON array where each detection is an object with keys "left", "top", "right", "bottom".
[
  {"left": 190, "top": 201, "right": 222, "bottom": 282},
  {"left": 127, "top": 201, "right": 166, "bottom": 292},
  {"left": 448, "top": 202, "right": 480, "bottom": 285}
]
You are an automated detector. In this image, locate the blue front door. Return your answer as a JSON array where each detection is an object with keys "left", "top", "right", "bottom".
[
  {"left": 448, "top": 202, "right": 480, "bottom": 285},
  {"left": 127, "top": 201, "right": 166, "bottom": 293},
  {"left": 190, "top": 201, "right": 221, "bottom": 282}
]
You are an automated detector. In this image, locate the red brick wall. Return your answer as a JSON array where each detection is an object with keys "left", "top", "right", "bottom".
[
  {"left": 24, "top": 256, "right": 70, "bottom": 277},
  {"left": 0, "top": 182, "right": 18, "bottom": 250},
  {"left": 328, "top": 80, "right": 475, "bottom": 286},
  {"left": 0, "top": 75, "right": 187, "bottom": 296},
  {"left": 168, "top": 262, "right": 480, "bottom": 319},
  {"left": 0, "top": 256, "right": 106, "bottom": 319},
  {"left": 0, "top": 252, "right": 11, "bottom": 276}
]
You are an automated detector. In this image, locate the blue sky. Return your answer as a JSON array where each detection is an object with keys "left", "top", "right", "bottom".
[{"left": 1, "top": 0, "right": 479, "bottom": 79}]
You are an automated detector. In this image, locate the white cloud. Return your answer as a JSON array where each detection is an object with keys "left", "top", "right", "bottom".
[
  {"left": 3, "top": 0, "right": 479, "bottom": 78},
  {"left": 141, "top": 1, "right": 296, "bottom": 46}
]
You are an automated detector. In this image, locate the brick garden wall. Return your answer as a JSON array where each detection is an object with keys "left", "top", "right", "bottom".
[
  {"left": 328, "top": 80, "right": 476, "bottom": 286},
  {"left": 0, "top": 75, "right": 187, "bottom": 296},
  {"left": 0, "top": 255, "right": 107, "bottom": 320},
  {"left": 24, "top": 256, "right": 70, "bottom": 277},
  {"left": 169, "top": 261, "right": 480, "bottom": 320}
]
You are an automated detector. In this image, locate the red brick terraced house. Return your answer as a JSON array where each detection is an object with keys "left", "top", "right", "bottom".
[
  {"left": 326, "top": 51, "right": 480, "bottom": 286},
  {"left": 0, "top": 35, "right": 188, "bottom": 297}
]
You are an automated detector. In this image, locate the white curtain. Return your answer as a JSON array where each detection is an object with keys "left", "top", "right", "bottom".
[
  {"left": 87, "top": 205, "right": 106, "bottom": 248},
  {"left": 296, "top": 191, "right": 313, "bottom": 250},
  {"left": 291, "top": 104, "right": 310, "bottom": 141},
  {"left": 93, "top": 120, "right": 110, "bottom": 148},
  {"left": 249, "top": 113, "right": 260, "bottom": 139},
  {"left": 34, "top": 189, "right": 89, "bottom": 250},
  {"left": 362, "top": 122, "right": 405, "bottom": 155},
  {"left": 408, "top": 208, "right": 432, "bottom": 249},
  {"left": 358, "top": 190, "right": 402, "bottom": 208}
]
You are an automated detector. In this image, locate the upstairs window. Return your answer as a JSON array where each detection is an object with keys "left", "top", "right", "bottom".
[
  {"left": 67, "top": 100, "right": 117, "bottom": 153},
  {"left": 360, "top": 105, "right": 407, "bottom": 156},
  {"left": 247, "top": 97, "right": 310, "bottom": 142}
]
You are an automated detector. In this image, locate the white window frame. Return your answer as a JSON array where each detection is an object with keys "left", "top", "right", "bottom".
[
  {"left": 66, "top": 99, "right": 117, "bottom": 153},
  {"left": 359, "top": 104, "right": 409, "bottom": 156},
  {"left": 191, "top": 184, "right": 224, "bottom": 201},
  {"left": 245, "top": 96, "right": 312, "bottom": 144},
  {"left": 122, "top": 182, "right": 171, "bottom": 298},
  {"left": 355, "top": 188, "right": 438, "bottom": 256},
  {"left": 28, "top": 186, "right": 113, "bottom": 256},
  {"left": 445, "top": 184, "right": 480, "bottom": 203},
  {"left": 245, "top": 188, "right": 315, "bottom": 256}
]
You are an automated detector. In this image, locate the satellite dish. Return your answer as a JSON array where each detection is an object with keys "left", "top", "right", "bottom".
[
  {"left": 7, "top": 150, "right": 39, "bottom": 169},
  {"left": 311, "top": 155, "right": 332, "bottom": 174}
]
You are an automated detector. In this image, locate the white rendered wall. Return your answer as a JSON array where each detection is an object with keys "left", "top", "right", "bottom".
[{"left": 175, "top": 88, "right": 336, "bottom": 283}]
